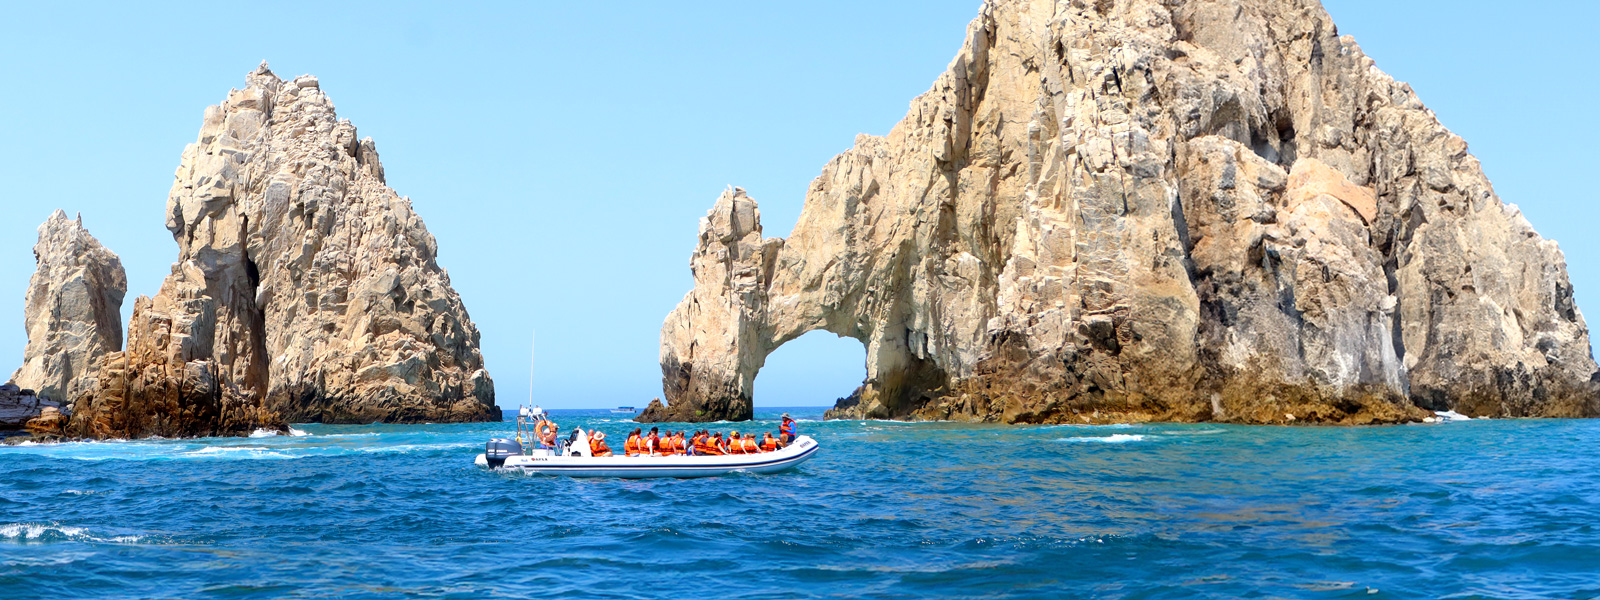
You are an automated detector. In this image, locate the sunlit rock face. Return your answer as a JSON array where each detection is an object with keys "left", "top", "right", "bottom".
[
  {"left": 71, "top": 64, "right": 497, "bottom": 439},
  {"left": 10, "top": 211, "right": 126, "bottom": 406},
  {"left": 644, "top": 0, "right": 1599, "bottom": 425}
]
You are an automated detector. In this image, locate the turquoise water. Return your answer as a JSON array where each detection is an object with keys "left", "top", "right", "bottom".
[{"left": 3, "top": 408, "right": 1599, "bottom": 599}]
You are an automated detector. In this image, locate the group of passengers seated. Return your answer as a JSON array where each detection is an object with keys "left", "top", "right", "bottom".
[{"left": 583, "top": 414, "right": 797, "bottom": 458}]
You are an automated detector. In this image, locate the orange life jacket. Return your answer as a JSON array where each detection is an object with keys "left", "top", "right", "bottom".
[
  {"left": 673, "top": 436, "right": 687, "bottom": 455},
  {"left": 761, "top": 437, "right": 777, "bottom": 452},
  {"left": 743, "top": 438, "right": 760, "bottom": 453},
  {"left": 591, "top": 439, "right": 612, "bottom": 456},
  {"left": 624, "top": 435, "right": 642, "bottom": 455}
]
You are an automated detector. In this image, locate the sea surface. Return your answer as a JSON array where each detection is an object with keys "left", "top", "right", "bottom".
[{"left": 2, "top": 408, "right": 1599, "bottom": 599}]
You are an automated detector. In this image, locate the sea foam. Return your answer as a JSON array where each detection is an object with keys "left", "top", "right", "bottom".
[{"left": 1057, "top": 434, "right": 1145, "bottom": 443}]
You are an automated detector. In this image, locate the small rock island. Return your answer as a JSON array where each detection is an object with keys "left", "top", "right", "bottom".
[{"left": 5, "top": 64, "right": 498, "bottom": 441}]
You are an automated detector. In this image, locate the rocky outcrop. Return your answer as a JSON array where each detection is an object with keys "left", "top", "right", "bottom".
[
  {"left": 0, "top": 383, "right": 51, "bottom": 431},
  {"left": 647, "top": 0, "right": 1599, "bottom": 424},
  {"left": 70, "top": 63, "right": 497, "bottom": 438},
  {"left": 10, "top": 211, "right": 126, "bottom": 404}
]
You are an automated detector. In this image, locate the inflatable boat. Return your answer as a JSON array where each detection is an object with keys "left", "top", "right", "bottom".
[{"left": 475, "top": 430, "right": 819, "bottom": 478}]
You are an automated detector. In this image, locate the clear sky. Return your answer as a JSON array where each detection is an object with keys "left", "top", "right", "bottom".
[{"left": 2, "top": 1, "right": 1596, "bottom": 410}]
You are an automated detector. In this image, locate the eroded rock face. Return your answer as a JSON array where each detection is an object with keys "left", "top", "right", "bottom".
[
  {"left": 10, "top": 210, "right": 126, "bottom": 404},
  {"left": 71, "top": 63, "right": 497, "bottom": 438},
  {"left": 647, "top": 0, "right": 1598, "bottom": 424}
]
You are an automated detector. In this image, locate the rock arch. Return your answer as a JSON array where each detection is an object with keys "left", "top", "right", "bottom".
[
  {"left": 640, "top": 184, "right": 967, "bottom": 423},
  {"left": 645, "top": 0, "right": 1600, "bottom": 424}
]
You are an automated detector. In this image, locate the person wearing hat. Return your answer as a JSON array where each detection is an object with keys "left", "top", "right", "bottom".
[
  {"left": 779, "top": 413, "right": 796, "bottom": 447},
  {"left": 589, "top": 431, "right": 614, "bottom": 457}
]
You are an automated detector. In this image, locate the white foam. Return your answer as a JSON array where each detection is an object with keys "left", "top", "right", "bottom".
[
  {"left": 288, "top": 428, "right": 310, "bottom": 437},
  {"left": 183, "top": 446, "right": 299, "bottom": 460},
  {"left": 248, "top": 429, "right": 279, "bottom": 438},
  {"left": 0, "top": 523, "right": 145, "bottom": 544},
  {"left": 1433, "top": 410, "right": 1472, "bottom": 422},
  {"left": 1041, "top": 422, "right": 1136, "bottom": 430},
  {"left": 356, "top": 442, "right": 476, "bottom": 454},
  {"left": 1058, "top": 434, "right": 1146, "bottom": 444}
]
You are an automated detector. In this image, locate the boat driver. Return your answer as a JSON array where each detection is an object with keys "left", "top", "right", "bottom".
[{"left": 779, "top": 413, "right": 796, "bottom": 446}]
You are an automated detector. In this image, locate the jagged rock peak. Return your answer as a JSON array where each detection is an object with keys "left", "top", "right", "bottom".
[
  {"left": 72, "top": 64, "right": 497, "bottom": 439},
  {"left": 646, "top": 0, "right": 1598, "bottom": 425},
  {"left": 10, "top": 210, "right": 126, "bottom": 405}
]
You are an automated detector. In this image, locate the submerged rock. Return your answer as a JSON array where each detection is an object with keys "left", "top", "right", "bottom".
[
  {"left": 71, "top": 63, "right": 497, "bottom": 439},
  {"left": 9, "top": 211, "right": 126, "bottom": 405},
  {"left": 646, "top": 0, "right": 1599, "bottom": 424}
]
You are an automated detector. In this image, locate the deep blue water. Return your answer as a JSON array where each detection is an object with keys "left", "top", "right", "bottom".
[{"left": 3, "top": 408, "right": 1599, "bottom": 599}]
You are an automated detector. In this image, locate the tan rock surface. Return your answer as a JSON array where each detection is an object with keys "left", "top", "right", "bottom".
[
  {"left": 9, "top": 210, "right": 126, "bottom": 404},
  {"left": 646, "top": 0, "right": 1597, "bottom": 424},
  {"left": 71, "top": 64, "right": 497, "bottom": 438}
]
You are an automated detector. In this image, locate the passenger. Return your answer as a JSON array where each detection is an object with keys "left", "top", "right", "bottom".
[
  {"left": 742, "top": 433, "right": 761, "bottom": 454},
  {"left": 699, "top": 432, "right": 724, "bottom": 456},
  {"left": 646, "top": 427, "right": 662, "bottom": 456},
  {"left": 590, "top": 431, "right": 614, "bottom": 457},
  {"left": 663, "top": 430, "right": 679, "bottom": 455},
  {"left": 761, "top": 432, "right": 778, "bottom": 452},
  {"left": 779, "top": 413, "right": 796, "bottom": 446},
  {"left": 536, "top": 419, "right": 559, "bottom": 448},
  {"left": 623, "top": 428, "right": 644, "bottom": 456},
  {"left": 674, "top": 431, "right": 689, "bottom": 455}
]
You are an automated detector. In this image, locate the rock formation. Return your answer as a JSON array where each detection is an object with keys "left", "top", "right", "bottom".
[
  {"left": 9, "top": 210, "right": 127, "bottom": 404},
  {"left": 71, "top": 63, "right": 497, "bottom": 438},
  {"left": 0, "top": 383, "right": 51, "bottom": 431},
  {"left": 645, "top": 0, "right": 1599, "bottom": 424}
]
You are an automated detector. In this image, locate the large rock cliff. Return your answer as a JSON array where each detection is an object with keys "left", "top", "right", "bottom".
[
  {"left": 70, "top": 64, "right": 497, "bottom": 438},
  {"left": 644, "top": 0, "right": 1599, "bottom": 424},
  {"left": 9, "top": 211, "right": 126, "bottom": 405}
]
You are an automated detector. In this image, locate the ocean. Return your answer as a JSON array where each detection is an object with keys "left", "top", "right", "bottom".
[{"left": 2, "top": 407, "right": 1598, "bottom": 599}]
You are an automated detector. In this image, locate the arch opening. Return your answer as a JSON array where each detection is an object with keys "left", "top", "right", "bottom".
[{"left": 752, "top": 330, "right": 866, "bottom": 408}]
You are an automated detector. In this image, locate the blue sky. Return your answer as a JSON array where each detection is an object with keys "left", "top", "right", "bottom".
[{"left": 1, "top": 1, "right": 1596, "bottom": 409}]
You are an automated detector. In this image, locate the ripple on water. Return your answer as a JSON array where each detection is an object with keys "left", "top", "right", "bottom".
[{"left": 2, "top": 411, "right": 1599, "bottom": 598}]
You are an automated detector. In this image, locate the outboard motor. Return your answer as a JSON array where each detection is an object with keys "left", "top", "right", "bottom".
[{"left": 485, "top": 438, "right": 522, "bottom": 468}]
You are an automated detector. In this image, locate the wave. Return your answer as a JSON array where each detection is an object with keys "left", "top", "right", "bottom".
[
  {"left": 1057, "top": 434, "right": 1146, "bottom": 443},
  {"left": 1040, "top": 422, "right": 1137, "bottom": 430},
  {"left": 0, "top": 523, "right": 146, "bottom": 544},
  {"left": 356, "top": 442, "right": 477, "bottom": 454},
  {"left": 248, "top": 428, "right": 311, "bottom": 438},
  {"left": 1165, "top": 428, "right": 1226, "bottom": 436},
  {"left": 1427, "top": 410, "right": 1473, "bottom": 423},
  {"left": 183, "top": 446, "right": 301, "bottom": 460}
]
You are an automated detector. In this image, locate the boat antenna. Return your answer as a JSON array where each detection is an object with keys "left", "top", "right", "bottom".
[{"left": 537, "top": 329, "right": 544, "bottom": 409}]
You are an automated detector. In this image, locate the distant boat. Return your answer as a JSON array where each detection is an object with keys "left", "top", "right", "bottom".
[{"left": 610, "top": 407, "right": 636, "bottom": 414}]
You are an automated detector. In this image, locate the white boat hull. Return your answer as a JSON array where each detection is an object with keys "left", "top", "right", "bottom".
[{"left": 475, "top": 435, "right": 820, "bottom": 478}]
